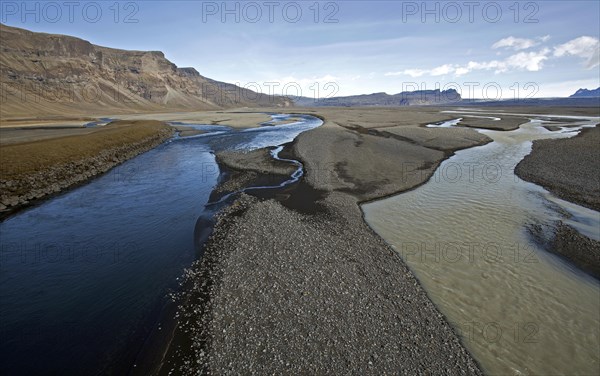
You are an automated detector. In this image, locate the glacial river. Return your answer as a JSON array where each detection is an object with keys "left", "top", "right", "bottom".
[
  {"left": 363, "top": 114, "right": 600, "bottom": 375},
  {"left": 0, "top": 114, "right": 322, "bottom": 375}
]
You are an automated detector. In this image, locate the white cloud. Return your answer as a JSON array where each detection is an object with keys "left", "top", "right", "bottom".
[
  {"left": 397, "top": 49, "right": 550, "bottom": 78},
  {"left": 454, "top": 67, "right": 470, "bottom": 76},
  {"left": 403, "top": 69, "right": 428, "bottom": 77},
  {"left": 554, "top": 36, "right": 600, "bottom": 69},
  {"left": 504, "top": 49, "right": 550, "bottom": 72},
  {"left": 430, "top": 64, "right": 455, "bottom": 76},
  {"left": 491, "top": 35, "right": 551, "bottom": 53},
  {"left": 385, "top": 69, "right": 428, "bottom": 77},
  {"left": 386, "top": 65, "right": 458, "bottom": 78},
  {"left": 590, "top": 48, "right": 600, "bottom": 69},
  {"left": 492, "top": 36, "right": 538, "bottom": 51},
  {"left": 464, "top": 49, "right": 549, "bottom": 74},
  {"left": 387, "top": 36, "right": 596, "bottom": 79}
]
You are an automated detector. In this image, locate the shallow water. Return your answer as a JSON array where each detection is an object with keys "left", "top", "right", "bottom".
[
  {"left": 363, "top": 115, "right": 600, "bottom": 375},
  {"left": 0, "top": 114, "right": 322, "bottom": 375}
]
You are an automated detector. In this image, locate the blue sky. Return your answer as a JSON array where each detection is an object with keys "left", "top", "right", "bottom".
[{"left": 2, "top": 1, "right": 599, "bottom": 98}]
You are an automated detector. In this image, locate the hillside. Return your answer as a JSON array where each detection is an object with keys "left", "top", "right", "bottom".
[{"left": 0, "top": 24, "right": 289, "bottom": 120}]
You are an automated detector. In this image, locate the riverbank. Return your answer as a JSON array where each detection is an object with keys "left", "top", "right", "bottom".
[
  {"left": 0, "top": 120, "right": 174, "bottom": 217},
  {"left": 164, "top": 112, "right": 493, "bottom": 374},
  {"left": 552, "top": 222, "right": 600, "bottom": 279},
  {"left": 515, "top": 125, "right": 600, "bottom": 211},
  {"left": 516, "top": 125, "right": 600, "bottom": 278}
]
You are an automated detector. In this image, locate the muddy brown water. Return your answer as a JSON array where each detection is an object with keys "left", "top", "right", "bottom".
[{"left": 363, "top": 115, "right": 600, "bottom": 375}]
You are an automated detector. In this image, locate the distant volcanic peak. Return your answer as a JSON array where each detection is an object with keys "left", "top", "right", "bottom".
[
  {"left": 570, "top": 87, "right": 600, "bottom": 98},
  {"left": 393, "top": 88, "right": 461, "bottom": 100}
]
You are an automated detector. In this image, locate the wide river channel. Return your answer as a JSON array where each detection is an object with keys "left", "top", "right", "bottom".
[
  {"left": 0, "top": 114, "right": 322, "bottom": 375},
  {"left": 363, "top": 112, "right": 600, "bottom": 375}
]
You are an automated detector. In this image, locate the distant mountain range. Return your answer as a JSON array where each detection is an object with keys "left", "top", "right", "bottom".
[
  {"left": 293, "top": 87, "right": 600, "bottom": 108},
  {"left": 293, "top": 89, "right": 461, "bottom": 107},
  {"left": 2, "top": 23, "right": 597, "bottom": 117},
  {"left": 570, "top": 87, "right": 600, "bottom": 98},
  {"left": 0, "top": 24, "right": 289, "bottom": 119},
  {"left": 452, "top": 97, "right": 600, "bottom": 107}
]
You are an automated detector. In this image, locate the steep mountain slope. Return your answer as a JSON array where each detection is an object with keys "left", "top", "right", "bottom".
[{"left": 0, "top": 24, "right": 289, "bottom": 119}]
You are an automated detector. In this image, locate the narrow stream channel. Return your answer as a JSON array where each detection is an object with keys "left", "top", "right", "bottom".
[
  {"left": 363, "top": 115, "right": 600, "bottom": 375},
  {"left": 0, "top": 114, "right": 322, "bottom": 375}
]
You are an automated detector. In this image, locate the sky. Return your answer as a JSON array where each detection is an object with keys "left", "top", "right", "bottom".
[{"left": 2, "top": 0, "right": 599, "bottom": 99}]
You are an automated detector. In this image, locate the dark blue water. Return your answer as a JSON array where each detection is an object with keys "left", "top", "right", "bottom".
[{"left": 0, "top": 114, "right": 322, "bottom": 375}]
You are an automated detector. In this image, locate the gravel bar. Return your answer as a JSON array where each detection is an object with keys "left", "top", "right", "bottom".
[
  {"left": 167, "top": 193, "right": 482, "bottom": 374},
  {"left": 163, "top": 115, "right": 488, "bottom": 374},
  {"left": 515, "top": 125, "right": 600, "bottom": 212}
]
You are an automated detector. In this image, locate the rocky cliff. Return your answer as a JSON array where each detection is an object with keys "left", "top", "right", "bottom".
[{"left": 0, "top": 24, "right": 289, "bottom": 119}]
